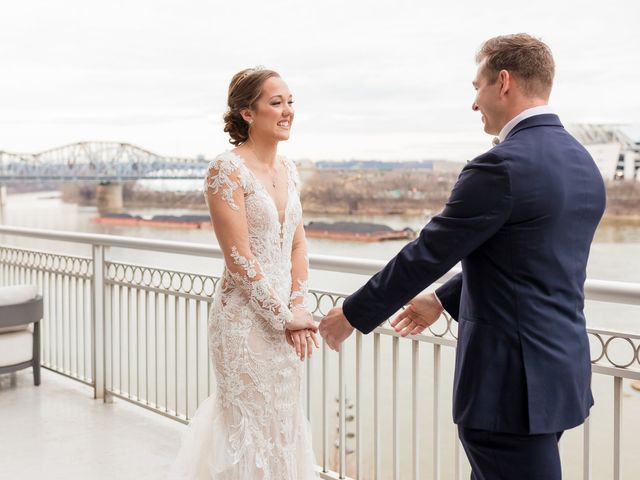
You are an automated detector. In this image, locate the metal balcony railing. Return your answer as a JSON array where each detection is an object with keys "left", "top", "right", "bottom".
[{"left": 0, "top": 225, "right": 639, "bottom": 480}]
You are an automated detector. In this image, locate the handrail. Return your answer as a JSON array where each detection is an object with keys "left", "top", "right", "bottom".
[
  {"left": 1, "top": 225, "right": 639, "bottom": 306},
  {"left": 0, "top": 225, "right": 222, "bottom": 256}
]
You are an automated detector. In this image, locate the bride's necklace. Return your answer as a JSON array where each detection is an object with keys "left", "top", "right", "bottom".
[
  {"left": 250, "top": 149, "right": 278, "bottom": 189},
  {"left": 267, "top": 166, "right": 277, "bottom": 188}
]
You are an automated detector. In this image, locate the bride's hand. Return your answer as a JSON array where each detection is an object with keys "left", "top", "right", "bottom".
[
  {"left": 285, "top": 308, "right": 319, "bottom": 360},
  {"left": 286, "top": 307, "right": 318, "bottom": 332},
  {"left": 286, "top": 328, "right": 319, "bottom": 361}
]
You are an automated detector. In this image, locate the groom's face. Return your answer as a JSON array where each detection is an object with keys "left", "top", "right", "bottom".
[{"left": 472, "top": 63, "right": 503, "bottom": 135}]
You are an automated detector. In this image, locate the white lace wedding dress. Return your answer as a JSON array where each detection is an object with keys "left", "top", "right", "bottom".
[{"left": 169, "top": 151, "right": 317, "bottom": 479}]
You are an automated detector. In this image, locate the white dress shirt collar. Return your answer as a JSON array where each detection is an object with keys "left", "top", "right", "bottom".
[{"left": 497, "top": 105, "right": 555, "bottom": 144}]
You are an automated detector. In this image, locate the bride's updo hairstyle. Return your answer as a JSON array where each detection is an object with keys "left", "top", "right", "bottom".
[{"left": 223, "top": 67, "right": 281, "bottom": 146}]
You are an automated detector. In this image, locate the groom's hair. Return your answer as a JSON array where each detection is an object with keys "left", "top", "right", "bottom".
[{"left": 476, "top": 34, "right": 555, "bottom": 99}]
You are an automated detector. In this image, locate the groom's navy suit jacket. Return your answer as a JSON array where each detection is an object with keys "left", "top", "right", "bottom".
[{"left": 343, "top": 114, "right": 606, "bottom": 434}]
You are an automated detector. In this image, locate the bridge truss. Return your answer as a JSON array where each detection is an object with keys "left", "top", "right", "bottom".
[{"left": 0, "top": 142, "right": 211, "bottom": 182}]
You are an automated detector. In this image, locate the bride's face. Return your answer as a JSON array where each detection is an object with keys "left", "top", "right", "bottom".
[{"left": 247, "top": 77, "right": 294, "bottom": 143}]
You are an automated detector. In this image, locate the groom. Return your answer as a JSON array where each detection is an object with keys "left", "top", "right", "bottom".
[{"left": 319, "top": 33, "right": 606, "bottom": 479}]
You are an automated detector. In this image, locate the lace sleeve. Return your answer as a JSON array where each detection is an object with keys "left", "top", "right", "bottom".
[
  {"left": 289, "top": 220, "right": 310, "bottom": 311},
  {"left": 205, "top": 154, "right": 293, "bottom": 330},
  {"left": 285, "top": 158, "right": 310, "bottom": 311}
]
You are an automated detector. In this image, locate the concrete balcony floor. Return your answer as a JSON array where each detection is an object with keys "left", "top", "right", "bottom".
[{"left": 0, "top": 370, "right": 184, "bottom": 480}]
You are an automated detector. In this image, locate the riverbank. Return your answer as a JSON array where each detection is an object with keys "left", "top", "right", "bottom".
[{"left": 54, "top": 171, "right": 640, "bottom": 220}]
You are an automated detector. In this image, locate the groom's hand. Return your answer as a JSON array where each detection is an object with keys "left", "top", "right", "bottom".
[
  {"left": 319, "top": 307, "right": 354, "bottom": 352},
  {"left": 390, "top": 291, "right": 443, "bottom": 337}
]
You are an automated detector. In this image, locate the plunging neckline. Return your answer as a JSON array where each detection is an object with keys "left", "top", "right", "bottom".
[{"left": 227, "top": 150, "right": 291, "bottom": 232}]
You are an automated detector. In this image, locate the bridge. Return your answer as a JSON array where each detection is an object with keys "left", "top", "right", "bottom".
[
  {"left": 0, "top": 141, "right": 210, "bottom": 182},
  {"left": 0, "top": 141, "right": 212, "bottom": 213}
]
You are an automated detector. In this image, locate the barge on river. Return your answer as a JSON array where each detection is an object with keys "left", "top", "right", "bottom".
[
  {"left": 304, "top": 221, "right": 416, "bottom": 242},
  {"left": 93, "top": 214, "right": 417, "bottom": 241}
]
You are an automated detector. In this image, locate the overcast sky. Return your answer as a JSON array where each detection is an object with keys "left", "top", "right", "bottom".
[{"left": 1, "top": 0, "right": 638, "bottom": 161}]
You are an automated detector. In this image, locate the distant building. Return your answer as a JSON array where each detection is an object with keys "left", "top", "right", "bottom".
[{"left": 570, "top": 124, "right": 640, "bottom": 180}]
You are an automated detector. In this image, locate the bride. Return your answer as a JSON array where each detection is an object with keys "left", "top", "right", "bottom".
[{"left": 169, "top": 68, "right": 319, "bottom": 479}]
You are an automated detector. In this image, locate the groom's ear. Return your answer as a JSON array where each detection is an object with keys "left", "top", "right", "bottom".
[{"left": 498, "top": 69, "right": 511, "bottom": 96}]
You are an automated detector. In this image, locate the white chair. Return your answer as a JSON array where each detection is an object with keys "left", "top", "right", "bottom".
[{"left": 0, "top": 285, "right": 43, "bottom": 385}]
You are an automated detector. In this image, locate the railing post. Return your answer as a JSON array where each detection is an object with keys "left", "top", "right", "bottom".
[
  {"left": 412, "top": 340, "right": 420, "bottom": 480},
  {"left": 433, "top": 344, "right": 441, "bottom": 480},
  {"left": 92, "top": 244, "right": 107, "bottom": 400},
  {"left": 322, "top": 339, "right": 328, "bottom": 473},
  {"left": 583, "top": 416, "right": 591, "bottom": 480},
  {"left": 373, "top": 333, "right": 381, "bottom": 480},
  {"left": 613, "top": 376, "right": 622, "bottom": 480},
  {"left": 338, "top": 345, "right": 346, "bottom": 479},
  {"left": 392, "top": 336, "right": 400, "bottom": 480},
  {"left": 355, "top": 332, "right": 362, "bottom": 480}
]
